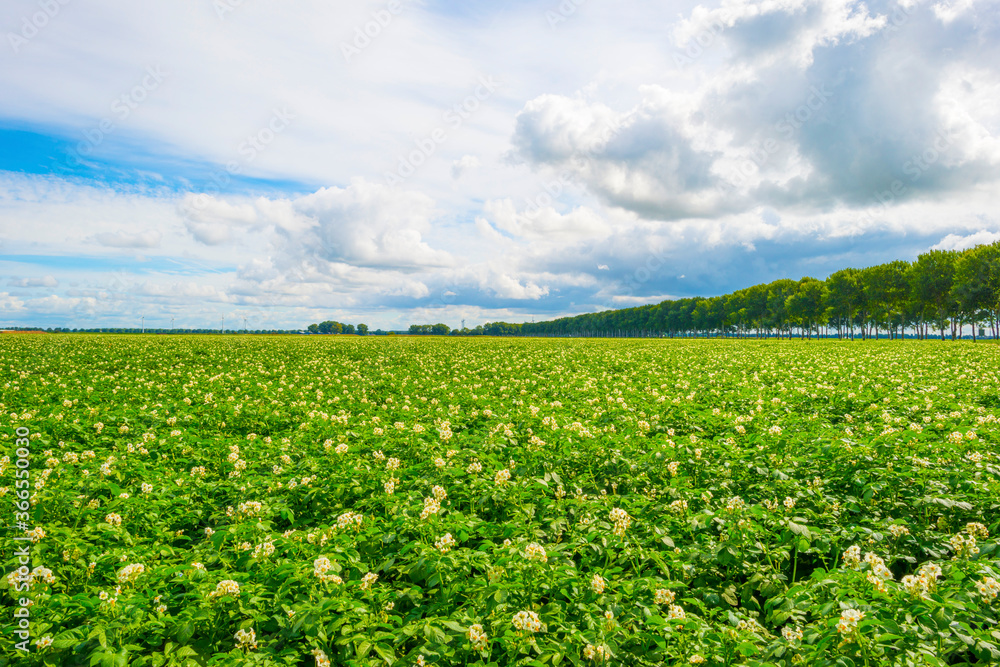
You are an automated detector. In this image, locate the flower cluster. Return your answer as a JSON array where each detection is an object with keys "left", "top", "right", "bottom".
[
  {"left": 949, "top": 533, "right": 980, "bottom": 559},
  {"left": 117, "top": 563, "right": 145, "bottom": 583},
  {"left": 654, "top": 588, "right": 675, "bottom": 605},
  {"left": 608, "top": 507, "right": 631, "bottom": 536},
  {"left": 420, "top": 497, "right": 441, "bottom": 520},
  {"left": 966, "top": 522, "right": 989, "bottom": 540},
  {"left": 512, "top": 610, "right": 542, "bottom": 633},
  {"left": 237, "top": 501, "right": 263, "bottom": 517},
  {"left": 235, "top": 628, "right": 257, "bottom": 650},
  {"left": 336, "top": 511, "right": 363, "bottom": 530},
  {"left": 313, "top": 557, "right": 343, "bottom": 584},
  {"left": 590, "top": 573, "right": 606, "bottom": 594},
  {"left": 360, "top": 572, "right": 379, "bottom": 591},
  {"left": 524, "top": 542, "right": 548, "bottom": 563},
  {"left": 837, "top": 609, "right": 864, "bottom": 636},
  {"left": 435, "top": 533, "right": 456, "bottom": 553},
  {"left": 668, "top": 499, "right": 688, "bottom": 513},
  {"left": 583, "top": 644, "right": 610, "bottom": 662},
  {"left": 976, "top": 576, "right": 1000, "bottom": 601},
  {"left": 467, "top": 624, "right": 488, "bottom": 651},
  {"left": 252, "top": 538, "right": 276, "bottom": 559},
  {"left": 842, "top": 545, "right": 861, "bottom": 569},
  {"left": 494, "top": 468, "right": 511, "bottom": 486},
  {"left": 862, "top": 552, "right": 893, "bottom": 592},
  {"left": 901, "top": 562, "right": 941, "bottom": 597},
  {"left": 888, "top": 524, "right": 910, "bottom": 539},
  {"left": 782, "top": 626, "right": 803, "bottom": 642},
  {"left": 209, "top": 580, "right": 241, "bottom": 600}
]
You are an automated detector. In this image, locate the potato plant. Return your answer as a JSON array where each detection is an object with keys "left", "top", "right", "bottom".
[{"left": 1, "top": 335, "right": 999, "bottom": 666}]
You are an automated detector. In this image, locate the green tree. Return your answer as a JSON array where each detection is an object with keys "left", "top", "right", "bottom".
[{"left": 910, "top": 250, "right": 958, "bottom": 340}]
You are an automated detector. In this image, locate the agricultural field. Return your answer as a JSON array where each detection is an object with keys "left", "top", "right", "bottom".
[{"left": 2, "top": 335, "right": 1000, "bottom": 667}]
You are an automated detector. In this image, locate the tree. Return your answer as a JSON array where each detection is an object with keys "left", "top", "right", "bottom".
[
  {"left": 343, "top": 324, "right": 356, "bottom": 335},
  {"left": 785, "top": 277, "right": 826, "bottom": 339},
  {"left": 953, "top": 243, "right": 1000, "bottom": 340},
  {"left": 307, "top": 323, "right": 319, "bottom": 334},
  {"left": 318, "top": 321, "right": 339, "bottom": 334},
  {"left": 910, "top": 250, "right": 958, "bottom": 340},
  {"left": 357, "top": 323, "right": 369, "bottom": 335},
  {"left": 824, "top": 269, "right": 860, "bottom": 339}
]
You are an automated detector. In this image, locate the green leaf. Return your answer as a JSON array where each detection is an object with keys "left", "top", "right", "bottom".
[{"left": 373, "top": 643, "right": 396, "bottom": 664}]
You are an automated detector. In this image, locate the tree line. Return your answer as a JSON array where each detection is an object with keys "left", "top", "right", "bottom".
[
  {"left": 485, "top": 242, "right": 1000, "bottom": 340},
  {"left": 307, "top": 321, "right": 371, "bottom": 335}
]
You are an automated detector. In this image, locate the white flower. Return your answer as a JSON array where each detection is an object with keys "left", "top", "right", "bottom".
[
  {"left": 360, "top": 572, "right": 379, "bottom": 590},
  {"left": 435, "top": 533, "right": 457, "bottom": 553},
  {"left": 234, "top": 627, "right": 257, "bottom": 649},
  {"left": 512, "top": 610, "right": 542, "bottom": 633},
  {"left": 210, "top": 580, "right": 240, "bottom": 599}
]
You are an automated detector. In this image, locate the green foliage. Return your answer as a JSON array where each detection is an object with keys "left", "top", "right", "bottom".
[{"left": 2, "top": 336, "right": 1000, "bottom": 666}]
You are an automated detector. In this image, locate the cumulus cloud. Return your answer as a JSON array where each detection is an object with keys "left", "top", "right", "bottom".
[
  {"left": 932, "top": 229, "right": 1000, "bottom": 251},
  {"left": 179, "top": 196, "right": 262, "bottom": 246},
  {"left": 278, "top": 180, "right": 452, "bottom": 270},
  {"left": 0, "top": 292, "right": 26, "bottom": 312},
  {"left": 511, "top": 0, "right": 1000, "bottom": 223},
  {"left": 673, "top": 0, "right": 887, "bottom": 69}
]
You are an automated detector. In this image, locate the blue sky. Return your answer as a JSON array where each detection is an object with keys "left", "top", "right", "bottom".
[{"left": 1, "top": 0, "right": 998, "bottom": 330}]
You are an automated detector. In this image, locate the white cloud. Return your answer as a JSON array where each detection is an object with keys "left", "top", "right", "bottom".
[
  {"left": 268, "top": 180, "right": 453, "bottom": 270},
  {"left": 8, "top": 276, "right": 58, "bottom": 288},
  {"left": 0, "top": 292, "right": 25, "bottom": 312},
  {"left": 93, "top": 230, "right": 163, "bottom": 248},
  {"left": 451, "top": 155, "right": 481, "bottom": 179},
  {"left": 933, "top": 0, "right": 980, "bottom": 24},
  {"left": 932, "top": 230, "right": 1000, "bottom": 251}
]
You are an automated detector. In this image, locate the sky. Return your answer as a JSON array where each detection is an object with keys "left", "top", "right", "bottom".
[{"left": 0, "top": 0, "right": 998, "bottom": 331}]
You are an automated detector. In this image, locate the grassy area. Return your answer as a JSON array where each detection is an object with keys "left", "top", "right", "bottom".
[{"left": 2, "top": 335, "right": 999, "bottom": 666}]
